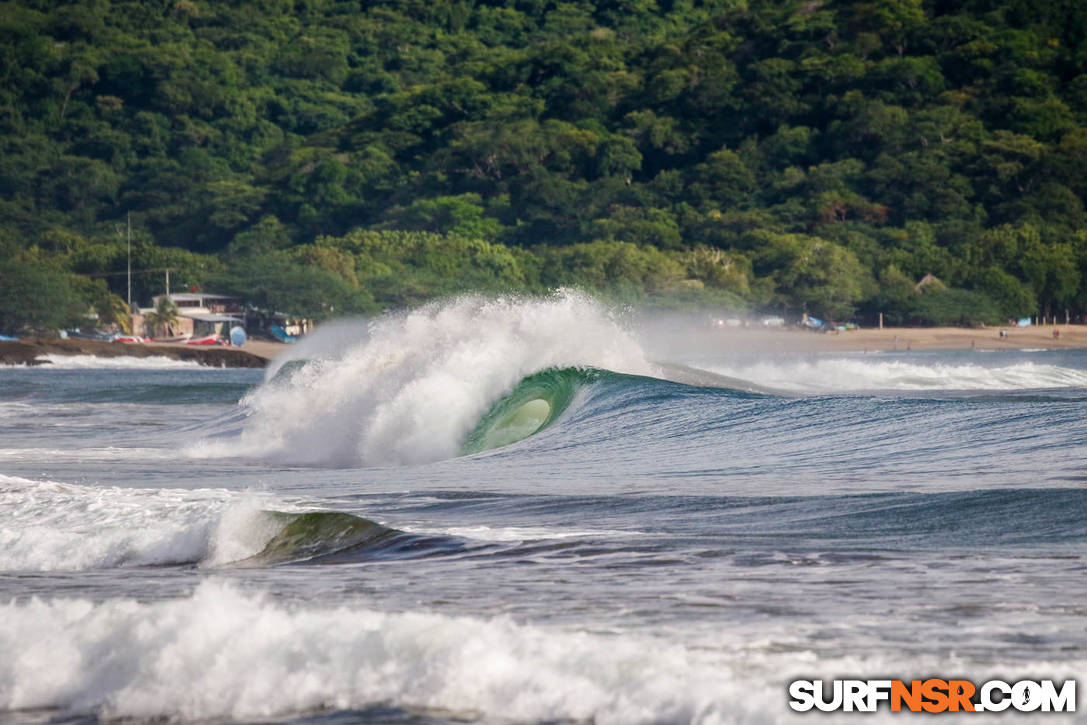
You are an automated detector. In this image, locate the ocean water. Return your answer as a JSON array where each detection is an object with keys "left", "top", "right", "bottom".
[{"left": 1, "top": 294, "right": 1085, "bottom": 724}]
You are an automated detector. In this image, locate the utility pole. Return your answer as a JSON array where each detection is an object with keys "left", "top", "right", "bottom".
[
  {"left": 126, "top": 212, "right": 132, "bottom": 310},
  {"left": 165, "top": 268, "right": 170, "bottom": 297}
]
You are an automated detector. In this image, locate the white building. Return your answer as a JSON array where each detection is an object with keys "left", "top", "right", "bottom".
[{"left": 135, "top": 293, "right": 244, "bottom": 340}]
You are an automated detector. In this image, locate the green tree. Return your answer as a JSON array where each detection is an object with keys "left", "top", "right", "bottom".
[
  {"left": 213, "top": 254, "right": 373, "bottom": 318},
  {"left": 378, "top": 194, "right": 502, "bottom": 241},
  {"left": 143, "top": 295, "right": 179, "bottom": 338},
  {"left": 0, "top": 0, "right": 1084, "bottom": 323},
  {"left": 750, "top": 232, "right": 868, "bottom": 319},
  {"left": 972, "top": 267, "right": 1037, "bottom": 320},
  {"left": 94, "top": 292, "right": 132, "bottom": 334},
  {"left": 907, "top": 287, "right": 1001, "bottom": 327},
  {"left": 0, "top": 260, "right": 86, "bottom": 335}
]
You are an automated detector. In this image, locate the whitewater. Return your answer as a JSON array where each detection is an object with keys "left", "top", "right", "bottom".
[{"left": 1, "top": 292, "right": 1085, "bottom": 724}]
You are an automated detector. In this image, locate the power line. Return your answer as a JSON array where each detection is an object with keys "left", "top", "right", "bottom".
[{"left": 88, "top": 267, "right": 173, "bottom": 278}]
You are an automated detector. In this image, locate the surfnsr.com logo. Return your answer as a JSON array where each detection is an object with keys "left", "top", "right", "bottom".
[{"left": 789, "top": 679, "right": 1076, "bottom": 713}]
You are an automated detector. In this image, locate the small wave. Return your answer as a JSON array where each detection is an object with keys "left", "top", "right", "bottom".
[
  {"left": 0, "top": 474, "right": 279, "bottom": 570},
  {"left": 398, "top": 523, "right": 639, "bottom": 542},
  {"left": 0, "top": 380, "right": 255, "bottom": 409},
  {"left": 700, "top": 358, "right": 1087, "bottom": 392},
  {"left": 0, "top": 447, "right": 176, "bottom": 462},
  {"left": 236, "top": 511, "right": 467, "bottom": 565},
  {"left": 30, "top": 354, "right": 208, "bottom": 370},
  {"left": 0, "top": 475, "right": 468, "bottom": 571}
]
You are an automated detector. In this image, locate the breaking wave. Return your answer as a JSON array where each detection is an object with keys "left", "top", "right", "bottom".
[
  {"left": 461, "top": 366, "right": 606, "bottom": 454},
  {"left": 2, "top": 580, "right": 1082, "bottom": 723},
  {"left": 699, "top": 358, "right": 1087, "bottom": 392},
  {"left": 193, "top": 292, "right": 652, "bottom": 466},
  {"left": 0, "top": 581, "right": 748, "bottom": 724},
  {"left": 183, "top": 294, "right": 1087, "bottom": 469},
  {"left": 31, "top": 354, "right": 208, "bottom": 370}
]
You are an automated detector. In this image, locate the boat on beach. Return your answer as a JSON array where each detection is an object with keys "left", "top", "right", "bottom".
[{"left": 185, "top": 335, "right": 228, "bottom": 346}]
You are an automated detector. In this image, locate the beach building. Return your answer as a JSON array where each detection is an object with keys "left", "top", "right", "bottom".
[
  {"left": 133, "top": 293, "right": 244, "bottom": 340},
  {"left": 914, "top": 273, "right": 946, "bottom": 291}
]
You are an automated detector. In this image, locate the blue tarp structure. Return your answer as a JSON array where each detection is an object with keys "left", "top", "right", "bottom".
[
  {"left": 1017, "top": 317, "right": 1032, "bottom": 327},
  {"left": 0, "top": 334, "right": 17, "bottom": 341},
  {"left": 269, "top": 325, "right": 296, "bottom": 343}
]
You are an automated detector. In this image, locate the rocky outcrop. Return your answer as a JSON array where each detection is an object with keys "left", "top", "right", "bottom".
[{"left": 0, "top": 338, "right": 267, "bottom": 368}]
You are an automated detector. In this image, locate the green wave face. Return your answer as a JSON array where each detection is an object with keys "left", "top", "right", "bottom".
[
  {"left": 240, "top": 511, "right": 398, "bottom": 565},
  {"left": 461, "top": 367, "right": 601, "bottom": 455},
  {"left": 267, "top": 358, "right": 313, "bottom": 384}
]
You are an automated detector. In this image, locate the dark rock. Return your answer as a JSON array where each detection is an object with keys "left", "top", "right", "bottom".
[{"left": 0, "top": 338, "right": 267, "bottom": 368}]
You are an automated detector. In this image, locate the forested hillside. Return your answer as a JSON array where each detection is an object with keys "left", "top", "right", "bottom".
[{"left": 2, "top": 0, "right": 1086, "bottom": 333}]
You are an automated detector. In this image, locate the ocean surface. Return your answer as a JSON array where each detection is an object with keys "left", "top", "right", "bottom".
[{"left": 1, "top": 294, "right": 1085, "bottom": 724}]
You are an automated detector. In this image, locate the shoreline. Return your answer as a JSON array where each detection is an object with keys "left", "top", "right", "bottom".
[
  {"left": 1, "top": 325, "right": 1085, "bottom": 368},
  {"left": 0, "top": 337, "right": 276, "bottom": 368}
]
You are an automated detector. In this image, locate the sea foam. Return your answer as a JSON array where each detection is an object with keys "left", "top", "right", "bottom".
[
  {"left": 0, "top": 580, "right": 751, "bottom": 724},
  {"left": 32, "top": 354, "right": 207, "bottom": 370},
  {"left": 2, "top": 580, "right": 1082, "bottom": 723},
  {"left": 0, "top": 474, "right": 279, "bottom": 570},
  {"left": 702, "top": 358, "right": 1087, "bottom": 392}
]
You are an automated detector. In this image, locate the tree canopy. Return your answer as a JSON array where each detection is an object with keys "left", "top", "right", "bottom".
[{"left": 2, "top": 0, "right": 1086, "bottom": 329}]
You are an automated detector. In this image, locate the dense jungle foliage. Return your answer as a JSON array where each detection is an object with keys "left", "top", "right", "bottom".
[{"left": 1, "top": 0, "right": 1086, "bottom": 333}]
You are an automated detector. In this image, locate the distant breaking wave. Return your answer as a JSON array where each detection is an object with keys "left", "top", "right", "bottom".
[
  {"left": 29, "top": 354, "right": 208, "bottom": 370},
  {"left": 698, "top": 358, "right": 1087, "bottom": 392}
]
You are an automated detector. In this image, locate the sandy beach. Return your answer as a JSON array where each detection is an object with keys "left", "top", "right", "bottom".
[
  {"left": 170, "top": 325, "right": 1087, "bottom": 357},
  {"left": 228, "top": 339, "right": 286, "bottom": 361},
  {"left": 707, "top": 324, "right": 1087, "bottom": 353}
]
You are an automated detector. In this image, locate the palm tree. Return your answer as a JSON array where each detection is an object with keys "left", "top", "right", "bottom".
[
  {"left": 96, "top": 293, "right": 132, "bottom": 334},
  {"left": 144, "top": 296, "right": 179, "bottom": 338}
]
